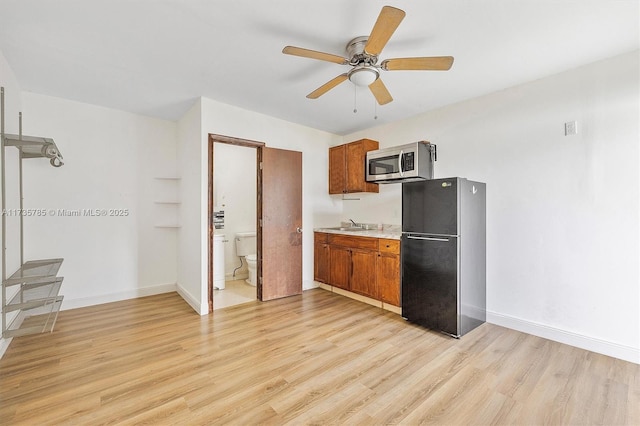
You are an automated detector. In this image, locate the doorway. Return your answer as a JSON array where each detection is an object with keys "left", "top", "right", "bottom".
[
  {"left": 207, "top": 134, "right": 303, "bottom": 313},
  {"left": 212, "top": 141, "right": 258, "bottom": 309}
]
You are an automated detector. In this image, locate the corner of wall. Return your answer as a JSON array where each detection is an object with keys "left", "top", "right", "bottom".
[{"left": 176, "top": 99, "right": 206, "bottom": 315}]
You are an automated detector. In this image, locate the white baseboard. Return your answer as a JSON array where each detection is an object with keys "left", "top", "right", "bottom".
[
  {"left": 487, "top": 310, "right": 640, "bottom": 364},
  {"left": 176, "top": 284, "right": 206, "bottom": 315},
  {"left": 61, "top": 283, "right": 177, "bottom": 311},
  {"left": 304, "top": 279, "right": 320, "bottom": 291}
]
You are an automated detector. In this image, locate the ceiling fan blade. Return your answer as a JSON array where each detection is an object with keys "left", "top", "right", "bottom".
[
  {"left": 381, "top": 56, "right": 454, "bottom": 71},
  {"left": 364, "top": 6, "right": 406, "bottom": 56},
  {"left": 307, "top": 74, "right": 349, "bottom": 99},
  {"left": 369, "top": 78, "right": 393, "bottom": 105},
  {"left": 283, "top": 46, "right": 348, "bottom": 65}
]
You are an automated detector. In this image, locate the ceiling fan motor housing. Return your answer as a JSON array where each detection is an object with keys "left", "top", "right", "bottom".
[{"left": 346, "top": 36, "right": 378, "bottom": 66}]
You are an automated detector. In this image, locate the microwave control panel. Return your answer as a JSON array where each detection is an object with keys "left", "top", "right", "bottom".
[{"left": 402, "top": 152, "right": 415, "bottom": 171}]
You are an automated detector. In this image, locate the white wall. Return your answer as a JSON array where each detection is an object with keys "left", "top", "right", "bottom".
[
  {"left": 19, "top": 92, "right": 179, "bottom": 309},
  {"left": 213, "top": 142, "right": 257, "bottom": 278},
  {"left": 343, "top": 51, "right": 640, "bottom": 363},
  {"left": 177, "top": 100, "right": 206, "bottom": 313},
  {"left": 176, "top": 96, "right": 343, "bottom": 314},
  {"left": 0, "top": 50, "right": 23, "bottom": 356}
]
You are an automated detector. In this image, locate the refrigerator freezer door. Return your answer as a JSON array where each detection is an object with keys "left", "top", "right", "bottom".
[
  {"left": 402, "top": 178, "right": 458, "bottom": 235},
  {"left": 401, "top": 234, "right": 459, "bottom": 336}
]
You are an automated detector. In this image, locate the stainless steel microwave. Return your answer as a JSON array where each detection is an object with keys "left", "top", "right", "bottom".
[{"left": 366, "top": 141, "right": 436, "bottom": 183}]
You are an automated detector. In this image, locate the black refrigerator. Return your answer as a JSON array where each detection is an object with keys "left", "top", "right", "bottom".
[{"left": 401, "top": 177, "right": 486, "bottom": 337}]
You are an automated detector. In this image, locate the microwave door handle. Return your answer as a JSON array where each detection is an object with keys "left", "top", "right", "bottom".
[{"left": 398, "top": 150, "right": 404, "bottom": 177}]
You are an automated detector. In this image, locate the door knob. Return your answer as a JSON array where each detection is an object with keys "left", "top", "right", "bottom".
[{"left": 296, "top": 227, "right": 303, "bottom": 233}]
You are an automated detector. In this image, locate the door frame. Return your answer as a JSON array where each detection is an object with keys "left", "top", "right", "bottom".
[{"left": 208, "top": 134, "right": 265, "bottom": 313}]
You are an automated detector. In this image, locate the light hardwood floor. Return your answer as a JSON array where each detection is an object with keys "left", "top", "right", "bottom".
[{"left": 1, "top": 290, "right": 638, "bottom": 425}]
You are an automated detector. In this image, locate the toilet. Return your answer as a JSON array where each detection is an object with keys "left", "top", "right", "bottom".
[
  {"left": 235, "top": 232, "right": 257, "bottom": 286},
  {"left": 246, "top": 254, "right": 257, "bottom": 287}
]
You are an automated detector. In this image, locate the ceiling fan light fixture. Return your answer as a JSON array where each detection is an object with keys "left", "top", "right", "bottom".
[{"left": 348, "top": 66, "right": 379, "bottom": 87}]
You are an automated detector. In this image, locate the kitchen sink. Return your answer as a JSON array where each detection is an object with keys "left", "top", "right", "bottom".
[{"left": 324, "top": 226, "right": 368, "bottom": 232}]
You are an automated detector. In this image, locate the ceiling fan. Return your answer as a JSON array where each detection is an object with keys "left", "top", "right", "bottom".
[{"left": 282, "top": 5, "right": 454, "bottom": 105}]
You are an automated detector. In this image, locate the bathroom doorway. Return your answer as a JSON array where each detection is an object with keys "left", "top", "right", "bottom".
[
  {"left": 207, "top": 134, "right": 303, "bottom": 312},
  {"left": 209, "top": 135, "right": 261, "bottom": 311}
]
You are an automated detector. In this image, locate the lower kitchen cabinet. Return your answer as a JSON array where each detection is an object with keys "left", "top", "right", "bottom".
[
  {"left": 314, "top": 232, "right": 400, "bottom": 307},
  {"left": 314, "top": 233, "right": 329, "bottom": 283},
  {"left": 328, "top": 245, "right": 351, "bottom": 290},
  {"left": 377, "top": 239, "right": 401, "bottom": 306},
  {"left": 349, "top": 248, "right": 378, "bottom": 299}
]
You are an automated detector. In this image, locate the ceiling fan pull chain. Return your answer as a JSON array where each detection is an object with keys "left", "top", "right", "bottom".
[
  {"left": 353, "top": 84, "right": 358, "bottom": 113},
  {"left": 374, "top": 98, "right": 378, "bottom": 120}
]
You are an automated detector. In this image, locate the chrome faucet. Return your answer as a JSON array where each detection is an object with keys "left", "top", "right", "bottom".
[{"left": 349, "top": 219, "right": 359, "bottom": 227}]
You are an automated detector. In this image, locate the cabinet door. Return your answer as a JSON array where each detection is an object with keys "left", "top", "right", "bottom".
[
  {"left": 328, "top": 145, "right": 346, "bottom": 194},
  {"left": 345, "top": 139, "right": 379, "bottom": 194},
  {"left": 314, "top": 241, "right": 329, "bottom": 283},
  {"left": 345, "top": 141, "right": 365, "bottom": 193},
  {"left": 378, "top": 253, "right": 400, "bottom": 306},
  {"left": 329, "top": 246, "right": 351, "bottom": 290},
  {"left": 350, "top": 248, "right": 378, "bottom": 299}
]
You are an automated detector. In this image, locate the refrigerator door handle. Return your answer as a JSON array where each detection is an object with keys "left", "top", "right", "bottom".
[
  {"left": 398, "top": 150, "right": 404, "bottom": 177},
  {"left": 406, "top": 235, "right": 450, "bottom": 242}
]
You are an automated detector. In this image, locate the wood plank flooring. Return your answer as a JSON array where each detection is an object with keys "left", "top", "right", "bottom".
[{"left": 0, "top": 289, "right": 638, "bottom": 425}]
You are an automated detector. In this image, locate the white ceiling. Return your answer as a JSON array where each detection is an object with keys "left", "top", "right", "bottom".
[{"left": 0, "top": 0, "right": 638, "bottom": 135}]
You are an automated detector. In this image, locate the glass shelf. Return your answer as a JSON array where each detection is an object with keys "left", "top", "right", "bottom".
[{"left": 4, "top": 258, "right": 64, "bottom": 286}]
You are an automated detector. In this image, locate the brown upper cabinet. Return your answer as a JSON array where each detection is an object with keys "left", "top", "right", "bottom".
[{"left": 329, "top": 139, "right": 379, "bottom": 194}]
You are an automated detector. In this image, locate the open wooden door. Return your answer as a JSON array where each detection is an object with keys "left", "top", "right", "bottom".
[{"left": 258, "top": 147, "right": 302, "bottom": 301}]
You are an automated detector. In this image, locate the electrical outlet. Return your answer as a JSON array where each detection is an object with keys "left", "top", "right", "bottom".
[{"left": 564, "top": 121, "right": 578, "bottom": 136}]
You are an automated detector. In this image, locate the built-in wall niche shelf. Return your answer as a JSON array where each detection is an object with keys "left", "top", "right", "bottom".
[{"left": 153, "top": 177, "right": 180, "bottom": 228}]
